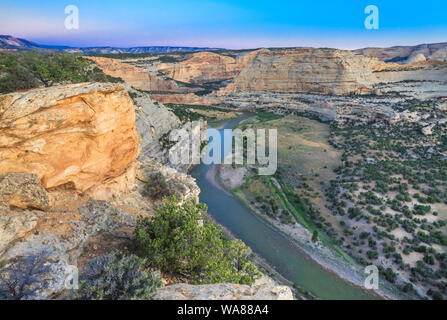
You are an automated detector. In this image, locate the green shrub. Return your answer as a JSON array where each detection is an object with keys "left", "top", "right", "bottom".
[
  {"left": 135, "top": 196, "right": 260, "bottom": 285},
  {"left": 71, "top": 252, "right": 162, "bottom": 300},
  {"left": 312, "top": 230, "right": 319, "bottom": 242},
  {"left": 0, "top": 52, "right": 122, "bottom": 93},
  {"left": 367, "top": 250, "right": 379, "bottom": 260},
  {"left": 383, "top": 267, "right": 397, "bottom": 283}
]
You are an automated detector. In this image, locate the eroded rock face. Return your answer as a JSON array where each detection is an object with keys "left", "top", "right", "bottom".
[
  {"left": 0, "top": 199, "right": 139, "bottom": 299},
  {"left": 137, "top": 161, "right": 200, "bottom": 202},
  {"left": 405, "top": 53, "right": 426, "bottom": 64},
  {"left": 129, "top": 88, "right": 181, "bottom": 163},
  {"left": 0, "top": 83, "right": 140, "bottom": 192}
]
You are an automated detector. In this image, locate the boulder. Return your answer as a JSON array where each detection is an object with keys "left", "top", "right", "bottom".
[{"left": 0, "top": 173, "right": 50, "bottom": 211}]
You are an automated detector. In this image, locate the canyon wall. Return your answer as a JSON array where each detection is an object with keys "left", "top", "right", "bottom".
[
  {"left": 0, "top": 82, "right": 202, "bottom": 299},
  {"left": 89, "top": 46, "right": 447, "bottom": 105},
  {"left": 218, "top": 48, "right": 390, "bottom": 95},
  {"left": 157, "top": 51, "right": 240, "bottom": 84}
]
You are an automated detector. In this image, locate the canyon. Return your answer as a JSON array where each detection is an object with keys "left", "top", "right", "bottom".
[{"left": 1, "top": 40, "right": 447, "bottom": 300}]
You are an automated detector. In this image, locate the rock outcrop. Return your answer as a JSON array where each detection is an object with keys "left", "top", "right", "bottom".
[
  {"left": 129, "top": 87, "right": 181, "bottom": 163},
  {"left": 137, "top": 161, "right": 200, "bottom": 202},
  {"left": 0, "top": 173, "right": 50, "bottom": 211},
  {"left": 0, "top": 214, "right": 37, "bottom": 256},
  {"left": 158, "top": 277, "right": 293, "bottom": 300},
  {"left": 0, "top": 199, "right": 138, "bottom": 298},
  {"left": 0, "top": 83, "right": 140, "bottom": 192}
]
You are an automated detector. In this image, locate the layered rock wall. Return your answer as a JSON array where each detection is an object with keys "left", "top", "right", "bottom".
[
  {"left": 219, "top": 48, "right": 387, "bottom": 95},
  {"left": 157, "top": 51, "right": 241, "bottom": 84}
]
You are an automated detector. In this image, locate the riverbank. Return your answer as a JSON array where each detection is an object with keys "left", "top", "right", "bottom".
[{"left": 212, "top": 164, "right": 393, "bottom": 299}]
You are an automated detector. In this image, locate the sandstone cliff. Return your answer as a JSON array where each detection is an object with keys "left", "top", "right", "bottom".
[
  {"left": 218, "top": 48, "right": 388, "bottom": 95},
  {"left": 89, "top": 46, "right": 447, "bottom": 103},
  {"left": 0, "top": 83, "right": 140, "bottom": 192},
  {"left": 86, "top": 48, "right": 447, "bottom": 127}
]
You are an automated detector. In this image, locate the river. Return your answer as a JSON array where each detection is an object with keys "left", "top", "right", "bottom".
[{"left": 190, "top": 115, "right": 378, "bottom": 300}]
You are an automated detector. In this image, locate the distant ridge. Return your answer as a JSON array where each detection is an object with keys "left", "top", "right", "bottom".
[
  {"left": 0, "top": 35, "right": 224, "bottom": 54},
  {"left": 354, "top": 42, "right": 447, "bottom": 63},
  {"left": 1, "top": 35, "right": 446, "bottom": 62}
]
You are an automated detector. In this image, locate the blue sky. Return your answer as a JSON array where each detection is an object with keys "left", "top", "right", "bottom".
[{"left": 0, "top": 0, "right": 446, "bottom": 49}]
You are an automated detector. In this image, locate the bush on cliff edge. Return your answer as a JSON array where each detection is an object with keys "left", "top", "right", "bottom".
[{"left": 135, "top": 196, "right": 260, "bottom": 285}]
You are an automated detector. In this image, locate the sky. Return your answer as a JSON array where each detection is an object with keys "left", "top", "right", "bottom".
[{"left": 0, "top": 0, "right": 446, "bottom": 49}]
